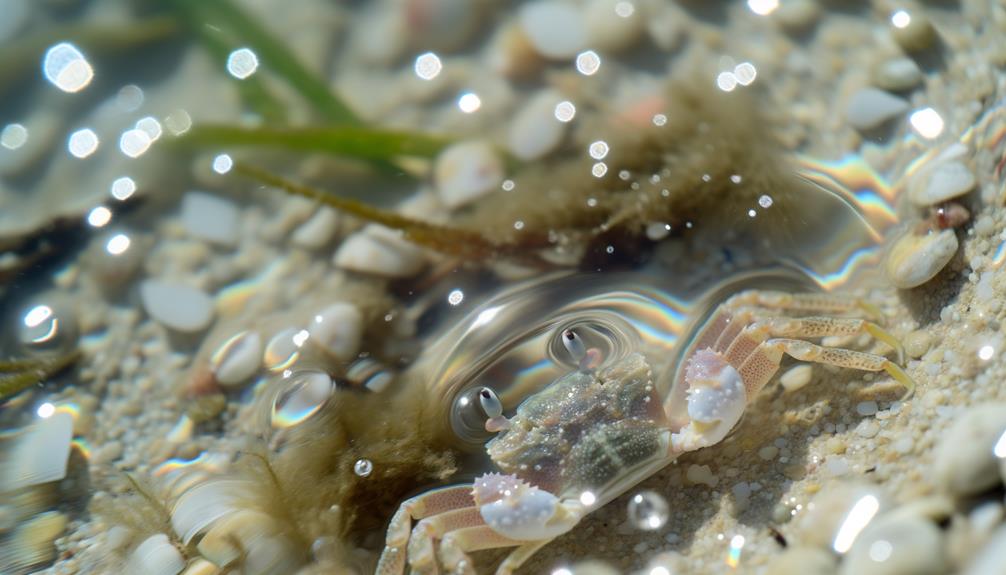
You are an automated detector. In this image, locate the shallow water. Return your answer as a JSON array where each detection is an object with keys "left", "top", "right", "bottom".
[{"left": 2, "top": 1, "right": 1006, "bottom": 574}]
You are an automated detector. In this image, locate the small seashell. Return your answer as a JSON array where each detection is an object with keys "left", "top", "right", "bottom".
[
  {"left": 884, "top": 227, "right": 958, "bottom": 289},
  {"left": 845, "top": 88, "right": 909, "bottom": 131},
  {"left": 210, "top": 330, "right": 263, "bottom": 387},
  {"left": 796, "top": 482, "right": 889, "bottom": 551},
  {"left": 126, "top": 533, "right": 185, "bottom": 575},
  {"left": 933, "top": 403, "right": 1006, "bottom": 498},
  {"left": 197, "top": 509, "right": 303, "bottom": 575},
  {"left": 291, "top": 207, "right": 340, "bottom": 249},
  {"left": 333, "top": 224, "right": 427, "bottom": 278},
  {"left": 434, "top": 140, "right": 504, "bottom": 209},
  {"left": 140, "top": 280, "right": 215, "bottom": 334},
  {"left": 1, "top": 412, "right": 74, "bottom": 492},
  {"left": 908, "top": 160, "right": 975, "bottom": 206},
  {"left": 181, "top": 559, "right": 221, "bottom": 575},
  {"left": 840, "top": 514, "right": 947, "bottom": 575},
  {"left": 263, "top": 327, "right": 303, "bottom": 372},
  {"left": 170, "top": 479, "right": 254, "bottom": 545},
  {"left": 180, "top": 192, "right": 240, "bottom": 248},
  {"left": 507, "top": 90, "right": 567, "bottom": 161},
  {"left": 307, "top": 302, "right": 363, "bottom": 361},
  {"left": 518, "top": 1, "right": 588, "bottom": 61},
  {"left": 873, "top": 57, "right": 923, "bottom": 92},
  {"left": 585, "top": 0, "right": 645, "bottom": 54}
]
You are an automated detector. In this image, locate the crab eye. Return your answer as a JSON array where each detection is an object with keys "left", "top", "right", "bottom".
[
  {"left": 562, "top": 328, "right": 587, "bottom": 360},
  {"left": 478, "top": 387, "right": 503, "bottom": 418}
]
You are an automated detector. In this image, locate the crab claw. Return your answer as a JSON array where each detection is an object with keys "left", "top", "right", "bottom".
[
  {"left": 671, "top": 349, "right": 747, "bottom": 453},
  {"left": 473, "top": 473, "right": 563, "bottom": 540}
]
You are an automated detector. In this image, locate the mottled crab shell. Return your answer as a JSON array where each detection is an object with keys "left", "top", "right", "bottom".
[{"left": 485, "top": 352, "right": 671, "bottom": 498}]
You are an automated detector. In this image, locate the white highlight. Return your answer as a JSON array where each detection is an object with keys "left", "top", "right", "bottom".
[
  {"left": 68, "top": 128, "right": 99, "bottom": 158},
  {"left": 414, "top": 52, "right": 442, "bottom": 80},
  {"left": 910, "top": 107, "right": 945, "bottom": 139},
  {"left": 554, "top": 101, "right": 576, "bottom": 122},
  {"left": 833, "top": 495, "right": 880, "bottom": 553},
  {"left": 747, "top": 0, "right": 778, "bottom": 15},
  {"left": 43, "top": 43, "right": 93, "bottom": 93},
  {"left": 448, "top": 289, "right": 464, "bottom": 306},
  {"left": 579, "top": 491, "right": 596, "bottom": 506},
  {"left": 87, "top": 206, "right": 112, "bottom": 227},
  {"left": 111, "top": 177, "right": 137, "bottom": 200},
  {"left": 37, "top": 402, "right": 56, "bottom": 419},
  {"left": 212, "top": 154, "right": 233, "bottom": 174},
  {"left": 1, "top": 123, "right": 28, "bottom": 150},
  {"left": 575, "top": 50, "right": 601, "bottom": 75},
  {"left": 227, "top": 48, "right": 259, "bottom": 79},
  {"left": 106, "top": 234, "right": 131, "bottom": 255},
  {"left": 458, "top": 92, "right": 481, "bottom": 113}
]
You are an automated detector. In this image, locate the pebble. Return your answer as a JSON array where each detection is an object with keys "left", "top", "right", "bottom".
[
  {"left": 333, "top": 225, "right": 426, "bottom": 277},
  {"left": 904, "top": 330, "right": 932, "bottom": 359},
  {"left": 908, "top": 160, "right": 976, "bottom": 207},
  {"left": 507, "top": 90, "right": 567, "bottom": 161},
  {"left": 91, "top": 440, "right": 123, "bottom": 465},
  {"left": 840, "top": 515, "right": 946, "bottom": 575},
  {"left": 210, "top": 330, "right": 263, "bottom": 387},
  {"left": 773, "top": 0, "right": 821, "bottom": 33},
  {"left": 780, "top": 364, "right": 813, "bottom": 392},
  {"left": 434, "top": 140, "right": 504, "bottom": 209},
  {"left": 180, "top": 192, "right": 240, "bottom": 248},
  {"left": 845, "top": 88, "right": 909, "bottom": 130},
  {"left": 140, "top": 280, "right": 215, "bottom": 334},
  {"left": 964, "top": 525, "right": 1006, "bottom": 575},
  {"left": 758, "top": 445, "right": 779, "bottom": 460},
  {"left": 884, "top": 228, "right": 958, "bottom": 289},
  {"left": 685, "top": 464, "right": 718, "bottom": 487},
  {"left": 856, "top": 401, "right": 879, "bottom": 417},
  {"left": 307, "top": 302, "right": 363, "bottom": 361},
  {"left": 890, "top": 9, "right": 937, "bottom": 53},
  {"left": 402, "top": 0, "right": 484, "bottom": 53},
  {"left": 585, "top": 0, "right": 645, "bottom": 54},
  {"left": 856, "top": 420, "right": 880, "bottom": 438},
  {"left": 933, "top": 403, "right": 1006, "bottom": 497},
  {"left": 764, "top": 547, "right": 836, "bottom": 575},
  {"left": 797, "top": 482, "right": 888, "bottom": 550},
  {"left": 291, "top": 207, "right": 339, "bottom": 249},
  {"left": 873, "top": 57, "right": 923, "bottom": 92},
  {"left": 519, "top": 1, "right": 588, "bottom": 60}
]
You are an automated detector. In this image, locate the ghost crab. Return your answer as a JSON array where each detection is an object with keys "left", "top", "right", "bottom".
[{"left": 376, "top": 289, "right": 913, "bottom": 574}]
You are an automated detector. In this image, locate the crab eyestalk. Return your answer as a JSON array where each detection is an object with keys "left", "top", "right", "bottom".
[{"left": 479, "top": 387, "right": 511, "bottom": 433}]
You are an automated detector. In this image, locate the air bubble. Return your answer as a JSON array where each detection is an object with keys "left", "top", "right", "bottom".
[
  {"left": 627, "top": 490, "right": 669, "bottom": 530},
  {"left": 271, "top": 370, "right": 335, "bottom": 429},
  {"left": 354, "top": 458, "right": 373, "bottom": 477}
]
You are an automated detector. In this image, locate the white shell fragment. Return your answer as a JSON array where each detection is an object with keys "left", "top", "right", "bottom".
[
  {"left": 171, "top": 480, "right": 254, "bottom": 545},
  {"left": 307, "top": 302, "right": 364, "bottom": 361},
  {"left": 508, "top": 90, "right": 567, "bottom": 161},
  {"left": 210, "top": 330, "right": 263, "bottom": 386},
  {"left": 764, "top": 547, "right": 836, "bottom": 575},
  {"left": 840, "top": 515, "right": 947, "bottom": 575},
  {"left": 884, "top": 228, "right": 958, "bottom": 289},
  {"left": 519, "top": 1, "right": 588, "bottom": 60},
  {"left": 197, "top": 509, "right": 302, "bottom": 575},
  {"left": 334, "top": 225, "right": 427, "bottom": 277},
  {"left": 434, "top": 140, "right": 504, "bottom": 209},
  {"left": 291, "top": 207, "right": 340, "bottom": 249},
  {"left": 127, "top": 534, "right": 185, "bottom": 575},
  {"left": 965, "top": 525, "right": 1006, "bottom": 575},
  {"left": 140, "top": 280, "right": 215, "bottom": 333},
  {"left": 845, "top": 88, "right": 909, "bottom": 130},
  {"left": 908, "top": 160, "right": 976, "bottom": 207},
  {"left": 1, "top": 412, "right": 74, "bottom": 492},
  {"left": 180, "top": 192, "right": 240, "bottom": 247},
  {"left": 933, "top": 403, "right": 1006, "bottom": 497}
]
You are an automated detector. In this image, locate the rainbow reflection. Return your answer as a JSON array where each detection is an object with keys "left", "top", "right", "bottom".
[
  {"left": 798, "top": 154, "right": 898, "bottom": 232},
  {"left": 726, "top": 534, "right": 745, "bottom": 568}
]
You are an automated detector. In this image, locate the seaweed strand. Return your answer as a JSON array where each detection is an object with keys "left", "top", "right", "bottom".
[
  {"left": 0, "top": 350, "right": 81, "bottom": 400},
  {"left": 235, "top": 163, "right": 537, "bottom": 260}
]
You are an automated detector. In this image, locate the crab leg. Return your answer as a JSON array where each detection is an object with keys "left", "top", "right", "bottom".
[
  {"left": 377, "top": 485, "right": 477, "bottom": 575},
  {"left": 724, "top": 316, "right": 905, "bottom": 364},
  {"left": 741, "top": 338, "right": 914, "bottom": 398},
  {"left": 407, "top": 508, "right": 485, "bottom": 573},
  {"left": 436, "top": 525, "right": 527, "bottom": 575},
  {"left": 724, "top": 290, "right": 882, "bottom": 318}
]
